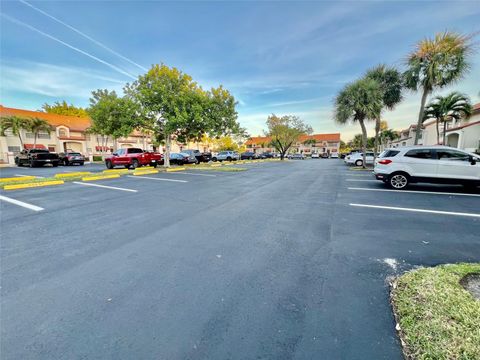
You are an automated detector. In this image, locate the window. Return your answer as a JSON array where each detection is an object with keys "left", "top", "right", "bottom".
[
  {"left": 3, "top": 129, "right": 14, "bottom": 137},
  {"left": 26, "top": 132, "right": 35, "bottom": 138},
  {"left": 436, "top": 149, "right": 469, "bottom": 161},
  {"left": 127, "top": 148, "right": 143, "bottom": 154},
  {"left": 8, "top": 146, "right": 21, "bottom": 153},
  {"left": 38, "top": 131, "right": 51, "bottom": 139},
  {"left": 58, "top": 128, "right": 67, "bottom": 137},
  {"left": 48, "top": 146, "right": 56, "bottom": 152},
  {"left": 404, "top": 149, "right": 434, "bottom": 159},
  {"left": 380, "top": 150, "right": 400, "bottom": 158}
]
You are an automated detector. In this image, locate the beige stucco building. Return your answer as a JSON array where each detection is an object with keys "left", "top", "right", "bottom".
[
  {"left": 245, "top": 133, "right": 341, "bottom": 156},
  {"left": 0, "top": 105, "right": 213, "bottom": 164}
]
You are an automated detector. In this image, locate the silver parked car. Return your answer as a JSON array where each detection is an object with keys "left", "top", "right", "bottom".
[{"left": 212, "top": 151, "right": 239, "bottom": 162}]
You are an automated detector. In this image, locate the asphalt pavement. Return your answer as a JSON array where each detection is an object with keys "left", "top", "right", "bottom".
[{"left": 1, "top": 159, "right": 479, "bottom": 359}]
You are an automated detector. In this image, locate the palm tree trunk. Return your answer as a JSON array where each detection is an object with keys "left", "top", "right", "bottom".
[
  {"left": 18, "top": 133, "right": 24, "bottom": 149},
  {"left": 436, "top": 119, "right": 440, "bottom": 144},
  {"left": 359, "top": 119, "right": 368, "bottom": 169},
  {"left": 414, "top": 88, "right": 429, "bottom": 145},
  {"left": 34, "top": 132, "right": 37, "bottom": 148},
  {"left": 442, "top": 119, "right": 447, "bottom": 145},
  {"left": 374, "top": 117, "right": 380, "bottom": 161}
]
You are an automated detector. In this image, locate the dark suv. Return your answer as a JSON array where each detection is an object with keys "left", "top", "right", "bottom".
[{"left": 59, "top": 151, "right": 85, "bottom": 166}]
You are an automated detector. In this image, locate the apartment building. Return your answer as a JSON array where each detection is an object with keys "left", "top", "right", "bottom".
[
  {"left": 245, "top": 133, "right": 341, "bottom": 155},
  {"left": 0, "top": 105, "right": 213, "bottom": 164}
]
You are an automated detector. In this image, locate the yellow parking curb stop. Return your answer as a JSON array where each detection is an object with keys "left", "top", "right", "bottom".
[{"left": 4, "top": 180, "right": 64, "bottom": 190}]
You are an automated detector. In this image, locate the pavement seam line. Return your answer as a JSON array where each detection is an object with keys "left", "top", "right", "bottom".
[
  {"left": 126, "top": 175, "right": 188, "bottom": 183},
  {"left": 349, "top": 203, "right": 480, "bottom": 218},
  {"left": 348, "top": 187, "right": 480, "bottom": 197}
]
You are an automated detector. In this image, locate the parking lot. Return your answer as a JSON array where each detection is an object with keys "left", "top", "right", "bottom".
[{"left": 1, "top": 159, "right": 479, "bottom": 359}]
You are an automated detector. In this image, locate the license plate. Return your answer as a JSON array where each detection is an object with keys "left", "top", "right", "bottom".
[
  {"left": 46, "top": 159, "right": 51, "bottom": 162},
  {"left": 151, "top": 160, "right": 156, "bottom": 162}
]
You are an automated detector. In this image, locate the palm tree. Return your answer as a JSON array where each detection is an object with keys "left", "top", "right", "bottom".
[
  {"left": 404, "top": 31, "right": 473, "bottom": 145},
  {"left": 365, "top": 65, "right": 403, "bottom": 156},
  {"left": 0, "top": 115, "right": 30, "bottom": 149},
  {"left": 423, "top": 92, "right": 472, "bottom": 145},
  {"left": 379, "top": 129, "right": 399, "bottom": 149},
  {"left": 334, "top": 78, "right": 383, "bottom": 168},
  {"left": 27, "top": 117, "right": 52, "bottom": 148}
]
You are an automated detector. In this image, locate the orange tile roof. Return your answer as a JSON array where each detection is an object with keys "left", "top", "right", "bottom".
[
  {"left": 0, "top": 105, "right": 91, "bottom": 131},
  {"left": 245, "top": 136, "right": 271, "bottom": 145}
]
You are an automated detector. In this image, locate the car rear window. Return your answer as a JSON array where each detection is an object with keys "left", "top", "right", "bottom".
[
  {"left": 380, "top": 150, "right": 400, "bottom": 158},
  {"left": 404, "top": 149, "right": 434, "bottom": 159},
  {"left": 68, "top": 152, "right": 81, "bottom": 156},
  {"left": 128, "top": 148, "right": 143, "bottom": 153}
]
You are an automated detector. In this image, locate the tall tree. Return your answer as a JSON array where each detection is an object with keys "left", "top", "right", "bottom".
[
  {"left": 423, "top": 92, "right": 472, "bottom": 145},
  {"left": 365, "top": 65, "right": 403, "bottom": 156},
  {"left": 41, "top": 100, "right": 88, "bottom": 117},
  {"left": 265, "top": 114, "right": 312, "bottom": 160},
  {"left": 404, "top": 31, "right": 474, "bottom": 144},
  {"left": 334, "top": 78, "right": 382, "bottom": 168},
  {"left": 126, "top": 64, "right": 240, "bottom": 167},
  {"left": 0, "top": 115, "right": 30, "bottom": 149},
  {"left": 27, "top": 117, "right": 51, "bottom": 148},
  {"left": 87, "top": 89, "right": 141, "bottom": 151}
]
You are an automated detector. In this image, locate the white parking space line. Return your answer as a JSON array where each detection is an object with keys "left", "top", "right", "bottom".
[
  {"left": 348, "top": 187, "right": 480, "bottom": 197},
  {"left": 15, "top": 174, "right": 45, "bottom": 178},
  {"left": 126, "top": 175, "right": 188, "bottom": 183},
  {"left": 0, "top": 195, "right": 44, "bottom": 212},
  {"left": 168, "top": 172, "right": 216, "bottom": 177},
  {"left": 346, "top": 179, "right": 377, "bottom": 182},
  {"left": 73, "top": 182, "right": 138, "bottom": 192},
  {"left": 350, "top": 203, "right": 480, "bottom": 218}
]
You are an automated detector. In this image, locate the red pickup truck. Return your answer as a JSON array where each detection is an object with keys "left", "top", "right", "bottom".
[{"left": 105, "top": 148, "right": 163, "bottom": 169}]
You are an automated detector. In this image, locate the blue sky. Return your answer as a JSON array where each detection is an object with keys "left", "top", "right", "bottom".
[{"left": 1, "top": 0, "right": 479, "bottom": 141}]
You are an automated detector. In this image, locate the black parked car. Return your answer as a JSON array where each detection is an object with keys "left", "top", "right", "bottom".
[
  {"left": 170, "top": 152, "right": 196, "bottom": 165},
  {"left": 58, "top": 151, "right": 85, "bottom": 166},
  {"left": 240, "top": 151, "right": 258, "bottom": 160},
  {"left": 182, "top": 149, "right": 211, "bottom": 163},
  {"left": 15, "top": 148, "right": 60, "bottom": 167},
  {"left": 261, "top": 152, "right": 275, "bottom": 158}
]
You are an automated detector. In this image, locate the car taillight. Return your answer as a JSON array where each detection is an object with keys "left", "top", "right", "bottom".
[{"left": 378, "top": 159, "right": 392, "bottom": 165}]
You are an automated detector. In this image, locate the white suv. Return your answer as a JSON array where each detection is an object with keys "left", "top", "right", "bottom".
[
  {"left": 345, "top": 152, "right": 375, "bottom": 166},
  {"left": 374, "top": 146, "right": 480, "bottom": 189}
]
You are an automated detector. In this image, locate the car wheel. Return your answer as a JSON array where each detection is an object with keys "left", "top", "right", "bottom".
[
  {"left": 29, "top": 160, "right": 35, "bottom": 168},
  {"left": 79, "top": 162, "right": 84, "bottom": 166},
  {"left": 105, "top": 160, "right": 113, "bottom": 169},
  {"left": 227, "top": 157, "right": 232, "bottom": 161},
  {"left": 249, "top": 157, "right": 253, "bottom": 160},
  {"left": 132, "top": 159, "right": 140, "bottom": 169},
  {"left": 388, "top": 173, "right": 409, "bottom": 190},
  {"left": 355, "top": 159, "right": 363, "bottom": 167},
  {"left": 52, "top": 163, "right": 58, "bottom": 167},
  {"left": 151, "top": 162, "right": 158, "bottom": 168},
  {"left": 212, "top": 157, "right": 217, "bottom": 162},
  {"left": 64, "top": 159, "right": 69, "bottom": 166}
]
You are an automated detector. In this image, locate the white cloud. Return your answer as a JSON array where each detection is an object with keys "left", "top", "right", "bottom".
[{"left": 0, "top": 61, "right": 125, "bottom": 101}]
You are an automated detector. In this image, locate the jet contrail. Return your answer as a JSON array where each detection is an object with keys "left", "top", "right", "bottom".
[
  {"left": 1, "top": 13, "right": 137, "bottom": 80},
  {"left": 19, "top": 0, "right": 148, "bottom": 72}
]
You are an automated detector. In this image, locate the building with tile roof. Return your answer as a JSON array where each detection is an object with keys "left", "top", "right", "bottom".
[{"left": 245, "top": 133, "right": 341, "bottom": 156}]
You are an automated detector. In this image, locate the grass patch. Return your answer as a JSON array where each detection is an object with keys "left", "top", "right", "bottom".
[{"left": 391, "top": 263, "right": 480, "bottom": 360}]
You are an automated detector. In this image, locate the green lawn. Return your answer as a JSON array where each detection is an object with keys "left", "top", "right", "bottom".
[{"left": 391, "top": 263, "right": 480, "bottom": 360}]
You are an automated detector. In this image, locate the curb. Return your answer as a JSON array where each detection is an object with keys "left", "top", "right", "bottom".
[
  {"left": 81, "top": 174, "right": 121, "bottom": 181},
  {"left": 0, "top": 176, "right": 36, "bottom": 183},
  {"left": 166, "top": 167, "right": 186, "bottom": 172},
  {"left": 4, "top": 180, "right": 64, "bottom": 190},
  {"left": 54, "top": 172, "right": 92, "bottom": 178},
  {"left": 133, "top": 170, "right": 159, "bottom": 175}
]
